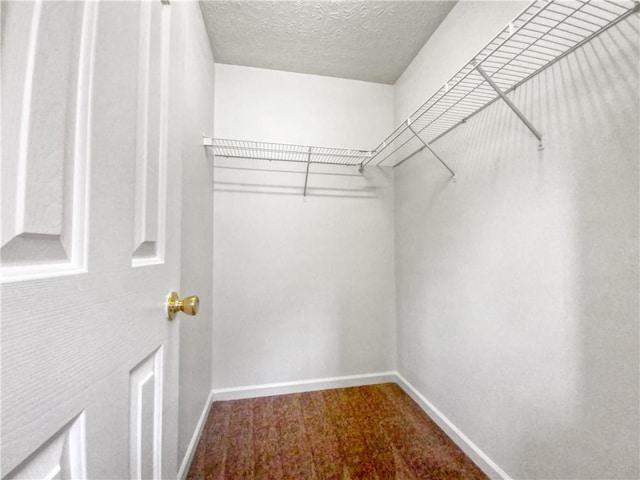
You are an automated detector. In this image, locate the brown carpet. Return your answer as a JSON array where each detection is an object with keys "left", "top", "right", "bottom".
[{"left": 186, "top": 383, "right": 488, "bottom": 480}]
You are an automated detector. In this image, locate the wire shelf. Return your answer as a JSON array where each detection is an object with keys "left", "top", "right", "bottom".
[
  {"left": 207, "top": 138, "right": 372, "bottom": 167},
  {"left": 366, "top": 0, "right": 639, "bottom": 167}
]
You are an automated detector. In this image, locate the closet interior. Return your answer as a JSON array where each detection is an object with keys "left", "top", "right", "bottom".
[{"left": 203, "top": 0, "right": 639, "bottom": 478}]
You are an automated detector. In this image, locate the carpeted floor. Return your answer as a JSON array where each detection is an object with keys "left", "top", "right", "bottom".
[{"left": 186, "top": 383, "right": 488, "bottom": 479}]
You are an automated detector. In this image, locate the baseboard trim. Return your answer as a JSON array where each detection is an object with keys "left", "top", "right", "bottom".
[
  {"left": 177, "top": 389, "right": 215, "bottom": 480},
  {"left": 211, "top": 371, "right": 397, "bottom": 401},
  {"left": 394, "top": 372, "right": 512, "bottom": 480}
]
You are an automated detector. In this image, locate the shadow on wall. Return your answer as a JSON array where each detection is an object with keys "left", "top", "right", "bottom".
[
  {"left": 394, "top": 15, "right": 638, "bottom": 480},
  {"left": 470, "top": 19, "right": 640, "bottom": 479},
  {"left": 516, "top": 20, "right": 640, "bottom": 479},
  {"left": 212, "top": 157, "right": 391, "bottom": 199}
]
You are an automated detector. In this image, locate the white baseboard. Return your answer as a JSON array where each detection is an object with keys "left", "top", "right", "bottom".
[
  {"left": 394, "top": 372, "right": 512, "bottom": 480},
  {"left": 177, "top": 389, "right": 215, "bottom": 480},
  {"left": 211, "top": 371, "right": 397, "bottom": 401}
]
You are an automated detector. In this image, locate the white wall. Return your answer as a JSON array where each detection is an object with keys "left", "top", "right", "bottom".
[
  {"left": 214, "top": 64, "right": 392, "bottom": 150},
  {"left": 177, "top": 1, "right": 214, "bottom": 471},
  {"left": 212, "top": 65, "right": 396, "bottom": 388},
  {"left": 394, "top": 0, "right": 526, "bottom": 125},
  {"left": 394, "top": 2, "right": 639, "bottom": 479}
]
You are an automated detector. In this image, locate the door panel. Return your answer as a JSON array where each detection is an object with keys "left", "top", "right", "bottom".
[
  {"left": 133, "top": 0, "right": 170, "bottom": 265},
  {"left": 1, "top": 1, "right": 93, "bottom": 280},
  {"left": 129, "top": 348, "right": 163, "bottom": 480},
  {"left": 4, "top": 414, "right": 86, "bottom": 480},
  {"left": 1, "top": 1, "right": 183, "bottom": 478}
]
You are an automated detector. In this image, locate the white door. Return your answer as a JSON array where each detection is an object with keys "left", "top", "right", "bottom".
[{"left": 1, "top": 1, "right": 185, "bottom": 478}]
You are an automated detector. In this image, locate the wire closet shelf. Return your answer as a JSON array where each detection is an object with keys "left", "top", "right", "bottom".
[
  {"left": 204, "top": 0, "right": 638, "bottom": 172},
  {"left": 366, "top": 0, "right": 639, "bottom": 168},
  {"left": 206, "top": 138, "right": 372, "bottom": 167}
]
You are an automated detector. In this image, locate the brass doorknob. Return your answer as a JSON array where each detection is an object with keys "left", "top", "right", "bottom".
[{"left": 167, "top": 292, "right": 199, "bottom": 320}]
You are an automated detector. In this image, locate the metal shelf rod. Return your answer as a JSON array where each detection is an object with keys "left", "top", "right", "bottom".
[
  {"left": 213, "top": 154, "right": 342, "bottom": 166},
  {"left": 374, "top": 74, "right": 492, "bottom": 165},
  {"left": 407, "top": 124, "right": 455, "bottom": 177},
  {"left": 204, "top": 137, "right": 372, "bottom": 167},
  {"left": 213, "top": 144, "right": 367, "bottom": 160},
  {"left": 303, "top": 148, "right": 311, "bottom": 197},
  {"left": 473, "top": 62, "right": 542, "bottom": 147}
]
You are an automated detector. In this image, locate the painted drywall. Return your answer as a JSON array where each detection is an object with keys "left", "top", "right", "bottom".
[
  {"left": 214, "top": 64, "right": 392, "bottom": 150},
  {"left": 394, "top": 0, "right": 526, "bottom": 124},
  {"left": 177, "top": 2, "right": 215, "bottom": 470},
  {"left": 394, "top": 2, "right": 639, "bottom": 479},
  {"left": 212, "top": 65, "right": 396, "bottom": 388}
]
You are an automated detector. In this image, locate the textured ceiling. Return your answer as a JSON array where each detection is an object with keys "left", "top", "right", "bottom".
[{"left": 199, "top": 1, "right": 457, "bottom": 84}]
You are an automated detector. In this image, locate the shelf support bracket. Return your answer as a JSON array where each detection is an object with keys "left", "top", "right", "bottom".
[
  {"left": 303, "top": 147, "right": 311, "bottom": 197},
  {"left": 473, "top": 61, "right": 543, "bottom": 149},
  {"left": 407, "top": 123, "right": 456, "bottom": 177}
]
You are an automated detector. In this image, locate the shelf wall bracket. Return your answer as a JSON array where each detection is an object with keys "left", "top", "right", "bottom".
[
  {"left": 303, "top": 147, "right": 312, "bottom": 197},
  {"left": 407, "top": 122, "right": 456, "bottom": 177},
  {"left": 473, "top": 61, "right": 543, "bottom": 150}
]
